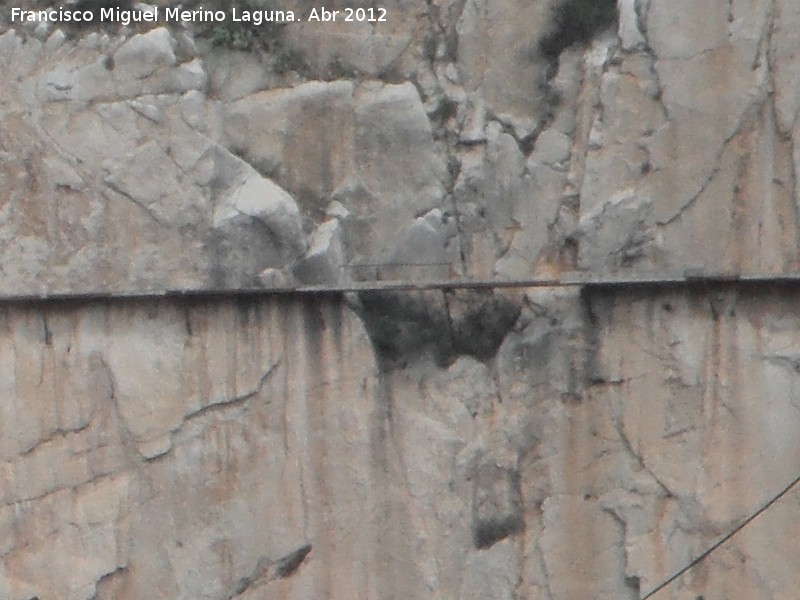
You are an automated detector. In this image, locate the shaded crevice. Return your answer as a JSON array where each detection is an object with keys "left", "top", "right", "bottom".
[
  {"left": 228, "top": 543, "right": 312, "bottom": 599},
  {"left": 103, "top": 181, "right": 166, "bottom": 228},
  {"left": 89, "top": 567, "right": 128, "bottom": 600},
  {"left": 535, "top": 538, "right": 557, "bottom": 600},
  {"left": 580, "top": 287, "right": 605, "bottom": 386},
  {"left": 138, "top": 357, "right": 283, "bottom": 464},
  {"left": 765, "top": 0, "right": 791, "bottom": 137},
  {"left": 471, "top": 463, "right": 524, "bottom": 549},
  {"left": 423, "top": 0, "right": 467, "bottom": 67},
  {"left": 615, "top": 419, "right": 676, "bottom": 500},
  {"left": 274, "top": 543, "right": 313, "bottom": 578},
  {"left": 1, "top": 470, "right": 121, "bottom": 510},
  {"left": 658, "top": 79, "right": 771, "bottom": 227},
  {"left": 105, "top": 371, "right": 145, "bottom": 463},
  {"left": 472, "top": 512, "right": 524, "bottom": 550},
  {"left": 180, "top": 357, "right": 282, "bottom": 424},
  {"left": 354, "top": 289, "right": 521, "bottom": 371},
  {"left": 442, "top": 155, "right": 470, "bottom": 276},
  {"left": 16, "top": 418, "right": 95, "bottom": 459},
  {"left": 602, "top": 507, "right": 641, "bottom": 600},
  {"left": 538, "top": 0, "right": 619, "bottom": 61}
]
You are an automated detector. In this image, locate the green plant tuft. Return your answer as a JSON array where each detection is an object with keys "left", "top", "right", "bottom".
[
  {"left": 325, "top": 56, "right": 359, "bottom": 80},
  {"left": 273, "top": 46, "right": 307, "bottom": 75},
  {"left": 201, "top": 0, "right": 284, "bottom": 51}
]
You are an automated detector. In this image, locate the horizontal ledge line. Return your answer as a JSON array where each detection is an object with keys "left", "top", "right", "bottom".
[
  {"left": 2, "top": 272, "right": 800, "bottom": 305},
  {"left": 340, "top": 262, "right": 452, "bottom": 268}
]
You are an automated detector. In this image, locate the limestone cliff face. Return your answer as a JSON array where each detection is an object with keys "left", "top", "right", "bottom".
[
  {"left": 2, "top": 1, "right": 800, "bottom": 599},
  {"left": 4, "top": 288, "right": 800, "bottom": 600},
  {"left": 9, "top": 0, "right": 799, "bottom": 292}
]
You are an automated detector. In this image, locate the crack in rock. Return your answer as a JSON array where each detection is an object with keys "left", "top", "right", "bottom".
[{"left": 228, "top": 543, "right": 312, "bottom": 599}]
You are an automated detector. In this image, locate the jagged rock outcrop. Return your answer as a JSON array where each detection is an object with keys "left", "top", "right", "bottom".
[{"left": 4, "top": 0, "right": 800, "bottom": 294}]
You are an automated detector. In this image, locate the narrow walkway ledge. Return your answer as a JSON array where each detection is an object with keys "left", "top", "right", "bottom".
[{"left": 4, "top": 271, "right": 800, "bottom": 305}]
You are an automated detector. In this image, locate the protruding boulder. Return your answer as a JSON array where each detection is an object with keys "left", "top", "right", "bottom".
[
  {"left": 212, "top": 174, "right": 306, "bottom": 287},
  {"left": 390, "top": 211, "right": 448, "bottom": 262},
  {"left": 292, "top": 219, "right": 345, "bottom": 285},
  {"left": 113, "top": 27, "right": 176, "bottom": 80}
]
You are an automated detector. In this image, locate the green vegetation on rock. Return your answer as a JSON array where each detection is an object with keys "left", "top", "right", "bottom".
[{"left": 203, "top": 0, "right": 285, "bottom": 51}]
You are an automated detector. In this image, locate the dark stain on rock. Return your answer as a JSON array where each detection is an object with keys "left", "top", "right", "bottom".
[
  {"left": 301, "top": 296, "right": 327, "bottom": 383},
  {"left": 625, "top": 575, "right": 641, "bottom": 596},
  {"left": 275, "top": 543, "right": 312, "bottom": 578},
  {"left": 328, "top": 295, "right": 344, "bottom": 355},
  {"left": 209, "top": 217, "right": 302, "bottom": 289},
  {"left": 301, "top": 296, "right": 326, "bottom": 338},
  {"left": 234, "top": 294, "right": 261, "bottom": 327},
  {"left": 355, "top": 289, "right": 521, "bottom": 371},
  {"left": 471, "top": 463, "right": 524, "bottom": 549},
  {"left": 538, "top": 0, "right": 618, "bottom": 61}
]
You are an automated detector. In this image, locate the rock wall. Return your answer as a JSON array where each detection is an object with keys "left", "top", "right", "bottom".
[
  {"left": 2, "top": 287, "right": 800, "bottom": 599},
  {"left": 7, "top": 0, "right": 800, "bottom": 294},
  {"left": 0, "top": 296, "right": 384, "bottom": 599},
  {"left": 2, "top": 0, "right": 800, "bottom": 599}
]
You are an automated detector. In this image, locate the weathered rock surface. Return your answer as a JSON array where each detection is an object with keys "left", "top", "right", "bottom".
[
  {"left": 0, "top": 297, "right": 381, "bottom": 600},
  {"left": 3, "top": 1, "right": 800, "bottom": 599},
  {"left": 2, "top": 287, "right": 799, "bottom": 599},
  {"left": 5, "top": 0, "right": 799, "bottom": 294}
]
